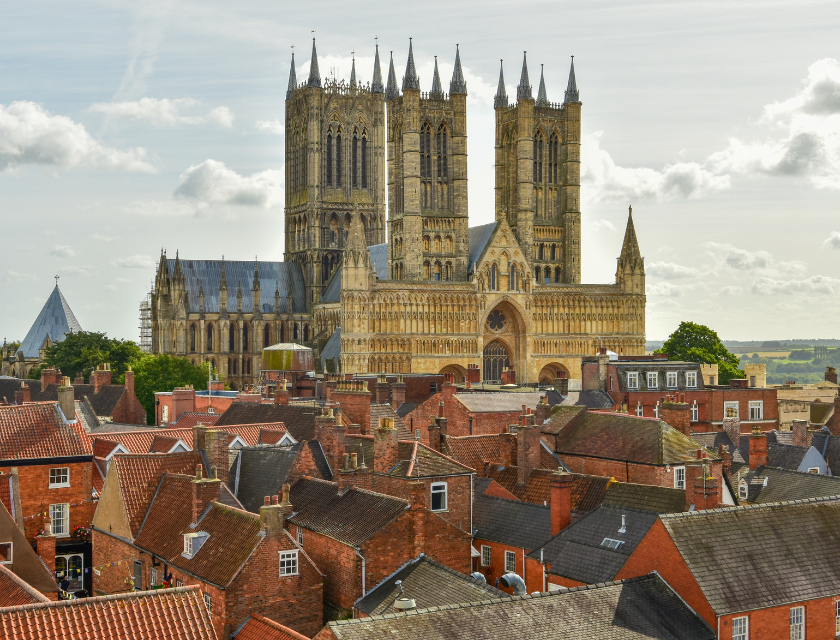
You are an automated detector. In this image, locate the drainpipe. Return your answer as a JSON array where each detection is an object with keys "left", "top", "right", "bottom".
[
  {"left": 522, "top": 548, "right": 526, "bottom": 589},
  {"left": 541, "top": 548, "right": 546, "bottom": 592},
  {"left": 355, "top": 548, "right": 366, "bottom": 599}
]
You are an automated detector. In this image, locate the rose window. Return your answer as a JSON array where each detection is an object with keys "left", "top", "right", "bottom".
[{"left": 487, "top": 309, "right": 506, "bottom": 332}]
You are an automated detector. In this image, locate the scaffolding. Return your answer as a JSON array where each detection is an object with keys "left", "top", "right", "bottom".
[{"left": 138, "top": 292, "right": 152, "bottom": 352}]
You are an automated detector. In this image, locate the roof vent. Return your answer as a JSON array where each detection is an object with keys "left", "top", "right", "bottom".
[
  {"left": 499, "top": 572, "right": 527, "bottom": 596},
  {"left": 618, "top": 514, "right": 627, "bottom": 534},
  {"left": 394, "top": 597, "right": 416, "bottom": 611},
  {"left": 470, "top": 572, "right": 487, "bottom": 584}
]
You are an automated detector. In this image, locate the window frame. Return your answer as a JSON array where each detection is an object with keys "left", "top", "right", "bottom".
[
  {"left": 49, "top": 467, "right": 70, "bottom": 489},
  {"left": 836, "top": 599, "right": 840, "bottom": 635},
  {"left": 481, "top": 545, "right": 491, "bottom": 567},
  {"left": 297, "top": 527, "right": 304, "bottom": 546},
  {"left": 635, "top": 403, "right": 643, "bottom": 417},
  {"left": 504, "top": 550, "right": 516, "bottom": 574},
  {"left": 430, "top": 482, "right": 448, "bottom": 512},
  {"left": 150, "top": 567, "right": 158, "bottom": 587},
  {"left": 739, "top": 483, "right": 748, "bottom": 500},
  {"left": 601, "top": 538, "right": 624, "bottom": 550},
  {"left": 724, "top": 401, "right": 740, "bottom": 419},
  {"left": 49, "top": 503, "right": 70, "bottom": 537},
  {"left": 203, "top": 592, "right": 213, "bottom": 615},
  {"left": 790, "top": 605, "right": 804, "bottom": 640},
  {"left": 674, "top": 466, "right": 686, "bottom": 490},
  {"left": 654, "top": 402, "right": 660, "bottom": 419},
  {"left": 0, "top": 542, "right": 11, "bottom": 564},
  {"left": 646, "top": 371, "right": 659, "bottom": 389},
  {"left": 666, "top": 371, "right": 678, "bottom": 389},
  {"left": 626, "top": 372, "right": 639, "bottom": 390},
  {"left": 749, "top": 401, "right": 763, "bottom": 421},
  {"left": 732, "top": 616, "right": 748, "bottom": 640},
  {"left": 279, "top": 550, "right": 299, "bottom": 577},
  {"left": 685, "top": 371, "right": 698, "bottom": 388},
  {"left": 808, "top": 467, "right": 820, "bottom": 474},
  {"left": 690, "top": 402, "right": 699, "bottom": 422}
]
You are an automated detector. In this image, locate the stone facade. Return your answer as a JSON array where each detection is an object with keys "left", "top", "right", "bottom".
[{"left": 150, "top": 40, "right": 646, "bottom": 388}]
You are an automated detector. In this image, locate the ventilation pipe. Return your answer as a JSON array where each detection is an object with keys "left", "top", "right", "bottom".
[
  {"left": 500, "top": 572, "right": 527, "bottom": 596},
  {"left": 470, "top": 572, "right": 487, "bottom": 584}
]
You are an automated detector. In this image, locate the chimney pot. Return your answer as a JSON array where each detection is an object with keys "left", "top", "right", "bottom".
[
  {"left": 281, "top": 483, "right": 291, "bottom": 505},
  {"left": 351, "top": 452, "right": 358, "bottom": 469},
  {"left": 195, "top": 464, "right": 203, "bottom": 480},
  {"left": 264, "top": 496, "right": 270, "bottom": 506}
]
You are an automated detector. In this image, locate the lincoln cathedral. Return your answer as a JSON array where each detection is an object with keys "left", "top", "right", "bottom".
[{"left": 150, "top": 38, "right": 646, "bottom": 388}]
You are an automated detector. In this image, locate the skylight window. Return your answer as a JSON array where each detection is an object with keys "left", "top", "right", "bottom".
[{"left": 601, "top": 538, "right": 624, "bottom": 550}]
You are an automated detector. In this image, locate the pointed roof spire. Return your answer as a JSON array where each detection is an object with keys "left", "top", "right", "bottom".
[
  {"left": 536, "top": 64, "right": 548, "bottom": 106},
  {"left": 450, "top": 44, "right": 467, "bottom": 95},
  {"left": 402, "top": 38, "right": 420, "bottom": 91},
  {"left": 494, "top": 60, "right": 508, "bottom": 108},
  {"left": 371, "top": 43, "right": 384, "bottom": 93},
  {"left": 564, "top": 56, "right": 579, "bottom": 103},
  {"left": 430, "top": 56, "right": 443, "bottom": 98},
  {"left": 385, "top": 51, "right": 399, "bottom": 100},
  {"left": 286, "top": 52, "right": 297, "bottom": 99},
  {"left": 350, "top": 53, "right": 357, "bottom": 88},
  {"left": 17, "top": 285, "right": 82, "bottom": 358},
  {"left": 619, "top": 206, "right": 643, "bottom": 265},
  {"left": 219, "top": 256, "right": 227, "bottom": 290},
  {"left": 308, "top": 38, "right": 321, "bottom": 88},
  {"left": 517, "top": 51, "right": 532, "bottom": 100},
  {"left": 253, "top": 258, "right": 260, "bottom": 289}
]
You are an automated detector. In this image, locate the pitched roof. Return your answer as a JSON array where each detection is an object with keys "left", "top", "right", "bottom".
[
  {"left": 92, "top": 423, "right": 287, "bottom": 455},
  {"left": 527, "top": 505, "right": 659, "bottom": 584},
  {"left": 171, "top": 412, "right": 221, "bottom": 428},
  {"left": 0, "top": 403, "right": 91, "bottom": 462},
  {"left": 388, "top": 442, "right": 473, "bottom": 478},
  {"left": 33, "top": 384, "right": 128, "bottom": 418},
  {"left": 0, "top": 586, "right": 216, "bottom": 640},
  {"left": 472, "top": 491, "right": 550, "bottom": 550},
  {"left": 455, "top": 392, "right": 544, "bottom": 413},
  {"left": 229, "top": 445, "right": 303, "bottom": 512},
  {"left": 355, "top": 554, "right": 504, "bottom": 616},
  {"left": 369, "top": 404, "right": 410, "bottom": 441},
  {"left": 133, "top": 475, "right": 263, "bottom": 587},
  {"left": 443, "top": 433, "right": 513, "bottom": 474},
  {"left": 559, "top": 390, "right": 616, "bottom": 409},
  {"left": 367, "top": 243, "right": 388, "bottom": 279},
  {"left": 17, "top": 285, "right": 82, "bottom": 358},
  {"left": 484, "top": 464, "right": 614, "bottom": 510},
  {"left": 661, "top": 496, "right": 840, "bottom": 615},
  {"left": 0, "top": 565, "right": 50, "bottom": 606},
  {"left": 234, "top": 613, "right": 310, "bottom": 640},
  {"left": 467, "top": 222, "right": 497, "bottom": 273},
  {"left": 326, "top": 574, "right": 715, "bottom": 640},
  {"left": 540, "top": 405, "right": 587, "bottom": 435},
  {"left": 601, "top": 482, "right": 687, "bottom": 514},
  {"left": 215, "top": 403, "right": 317, "bottom": 441},
  {"left": 735, "top": 466, "right": 840, "bottom": 503},
  {"left": 549, "top": 411, "right": 716, "bottom": 466},
  {"left": 288, "top": 477, "right": 409, "bottom": 546}
]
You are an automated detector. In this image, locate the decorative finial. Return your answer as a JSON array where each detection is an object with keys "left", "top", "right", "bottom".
[{"left": 54, "top": 275, "right": 60, "bottom": 287}]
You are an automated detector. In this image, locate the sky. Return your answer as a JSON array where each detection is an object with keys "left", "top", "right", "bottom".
[{"left": 1, "top": 0, "right": 839, "bottom": 345}]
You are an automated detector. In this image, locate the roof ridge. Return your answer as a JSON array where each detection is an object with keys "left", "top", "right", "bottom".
[
  {"left": 0, "top": 565, "right": 50, "bottom": 604},
  {"left": 0, "top": 586, "right": 200, "bottom": 613},
  {"left": 478, "top": 493, "right": 549, "bottom": 509},
  {"left": 660, "top": 493, "right": 840, "bottom": 519}
]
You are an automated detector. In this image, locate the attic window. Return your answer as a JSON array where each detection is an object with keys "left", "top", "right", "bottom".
[
  {"left": 627, "top": 372, "right": 639, "bottom": 390},
  {"left": 686, "top": 371, "right": 698, "bottom": 388},
  {"left": 646, "top": 372, "right": 658, "bottom": 389},
  {"left": 601, "top": 538, "right": 624, "bottom": 550},
  {"left": 0, "top": 542, "right": 11, "bottom": 564},
  {"left": 183, "top": 532, "right": 209, "bottom": 558},
  {"left": 739, "top": 483, "right": 748, "bottom": 500},
  {"left": 666, "top": 372, "right": 678, "bottom": 389}
]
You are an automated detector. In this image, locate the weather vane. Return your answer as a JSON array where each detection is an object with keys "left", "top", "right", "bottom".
[{"left": 54, "top": 275, "right": 60, "bottom": 286}]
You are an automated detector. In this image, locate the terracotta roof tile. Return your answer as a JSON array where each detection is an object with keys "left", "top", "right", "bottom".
[
  {"left": 0, "top": 586, "right": 216, "bottom": 640},
  {"left": 443, "top": 434, "right": 515, "bottom": 473},
  {"left": 390, "top": 442, "right": 473, "bottom": 478},
  {"left": 234, "top": 613, "right": 311, "bottom": 640},
  {"left": 0, "top": 403, "right": 91, "bottom": 461},
  {"left": 215, "top": 403, "right": 317, "bottom": 441},
  {"left": 89, "top": 423, "right": 287, "bottom": 454},
  {"left": 370, "top": 404, "right": 411, "bottom": 440},
  {"left": 484, "top": 464, "right": 615, "bottom": 511},
  {"left": 0, "top": 565, "right": 50, "bottom": 607},
  {"left": 171, "top": 412, "right": 221, "bottom": 428}
]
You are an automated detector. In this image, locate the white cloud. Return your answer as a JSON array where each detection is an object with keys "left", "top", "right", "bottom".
[
  {"left": 717, "top": 286, "right": 743, "bottom": 297},
  {"left": 823, "top": 231, "right": 840, "bottom": 249},
  {"left": 59, "top": 265, "right": 92, "bottom": 277},
  {"left": 50, "top": 244, "right": 75, "bottom": 258},
  {"left": 173, "top": 159, "right": 283, "bottom": 208},
  {"left": 704, "top": 242, "right": 773, "bottom": 271},
  {"left": 90, "top": 98, "right": 234, "bottom": 127},
  {"left": 6, "top": 270, "right": 38, "bottom": 282},
  {"left": 647, "top": 282, "right": 685, "bottom": 297},
  {"left": 590, "top": 218, "right": 617, "bottom": 233},
  {"left": 256, "top": 119, "right": 283, "bottom": 135},
  {"left": 751, "top": 275, "right": 840, "bottom": 295},
  {"left": 763, "top": 58, "right": 840, "bottom": 119},
  {"left": 647, "top": 261, "right": 701, "bottom": 280},
  {"left": 92, "top": 233, "right": 115, "bottom": 242},
  {"left": 779, "top": 260, "right": 807, "bottom": 276},
  {"left": 112, "top": 254, "right": 155, "bottom": 268},
  {"left": 0, "top": 101, "right": 155, "bottom": 172},
  {"left": 123, "top": 199, "right": 195, "bottom": 217}
]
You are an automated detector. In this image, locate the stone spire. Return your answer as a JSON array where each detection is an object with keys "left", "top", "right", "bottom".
[
  {"left": 618, "top": 206, "right": 643, "bottom": 268},
  {"left": 286, "top": 52, "right": 297, "bottom": 99},
  {"left": 402, "top": 38, "right": 420, "bottom": 91},
  {"left": 219, "top": 257, "right": 227, "bottom": 290},
  {"left": 350, "top": 54, "right": 357, "bottom": 88},
  {"left": 517, "top": 51, "right": 532, "bottom": 100},
  {"left": 449, "top": 44, "right": 467, "bottom": 95},
  {"left": 564, "top": 56, "right": 579, "bottom": 103},
  {"left": 430, "top": 56, "right": 443, "bottom": 98},
  {"left": 536, "top": 64, "right": 548, "bottom": 106},
  {"left": 371, "top": 44, "right": 384, "bottom": 93},
  {"left": 252, "top": 259, "right": 260, "bottom": 290},
  {"left": 307, "top": 38, "right": 320, "bottom": 88},
  {"left": 219, "top": 257, "right": 228, "bottom": 315},
  {"left": 252, "top": 258, "right": 261, "bottom": 317},
  {"left": 494, "top": 60, "right": 508, "bottom": 108},
  {"left": 385, "top": 51, "right": 399, "bottom": 100}
]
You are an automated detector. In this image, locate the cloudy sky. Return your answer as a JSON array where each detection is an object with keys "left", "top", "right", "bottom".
[{"left": 2, "top": 0, "right": 839, "bottom": 344}]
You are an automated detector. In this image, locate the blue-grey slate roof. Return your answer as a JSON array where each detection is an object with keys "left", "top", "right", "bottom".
[
  {"left": 468, "top": 222, "right": 497, "bottom": 274},
  {"left": 321, "top": 327, "right": 342, "bottom": 361},
  {"left": 165, "top": 259, "right": 306, "bottom": 314},
  {"left": 367, "top": 243, "right": 388, "bottom": 279},
  {"left": 321, "top": 267, "right": 342, "bottom": 303},
  {"left": 18, "top": 286, "right": 82, "bottom": 357},
  {"left": 472, "top": 487, "right": 551, "bottom": 550}
]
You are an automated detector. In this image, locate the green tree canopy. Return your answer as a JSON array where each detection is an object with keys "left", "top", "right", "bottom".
[
  {"left": 129, "top": 354, "right": 213, "bottom": 424},
  {"left": 655, "top": 321, "right": 744, "bottom": 384},
  {"left": 30, "top": 331, "right": 142, "bottom": 382}
]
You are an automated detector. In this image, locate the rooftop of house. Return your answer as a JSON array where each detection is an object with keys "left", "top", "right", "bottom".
[
  {"left": 660, "top": 495, "right": 840, "bottom": 615},
  {"left": 811, "top": 431, "right": 840, "bottom": 475},
  {"left": 540, "top": 405, "right": 587, "bottom": 435},
  {"left": 0, "top": 565, "right": 50, "bottom": 607},
  {"left": 737, "top": 438, "right": 813, "bottom": 471},
  {"left": 454, "top": 392, "right": 544, "bottom": 413},
  {"left": 735, "top": 466, "right": 840, "bottom": 504},
  {"left": 33, "top": 383, "right": 129, "bottom": 418},
  {"left": 354, "top": 554, "right": 505, "bottom": 617},
  {"left": 0, "top": 402, "right": 91, "bottom": 463},
  {"left": 483, "top": 464, "right": 614, "bottom": 511},
  {"left": 472, "top": 484, "right": 550, "bottom": 550},
  {"left": 600, "top": 481, "right": 687, "bottom": 514},
  {"left": 558, "top": 389, "right": 616, "bottom": 410},
  {"left": 526, "top": 504, "right": 660, "bottom": 584},
  {"left": 288, "top": 477, "right": 410, "bottom": 547},
  {"left": 170, "top": 412, "right": 222, "bottom": 428},
  {"left": 233, "top": 613, "right": 311, "bottom": 640},
  {"left": 325, "top": 574, "right": 715, "bottom": 640},
  {"left": 0, "top": 586, "right": 216, "bottom": 640},
  {"left": 215, "top": 402, "right": 318, "bottom": 441},
  {"left": 344, "top": 436, "right": 473, "bottom": 478}
]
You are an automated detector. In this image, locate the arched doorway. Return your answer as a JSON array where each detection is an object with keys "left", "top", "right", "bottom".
[
  {"left": 539, "top": 363, "right": 569, "bottom": 386},
  {"left": 483, "top": 341, "right": 510, "bottom": 384},
  {"left": 439, "top": 364, "right": 467, "bottom": 384},
  {"left": 481, "top": 299, "right": 527, "bottom": 383}
]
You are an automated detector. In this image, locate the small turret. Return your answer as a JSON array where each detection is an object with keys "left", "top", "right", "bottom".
[
  {"left": 564, "top": 56, "right": 579, "bottom": 103},
  {"left": 494, "top": 60, "right": 508, "bottom": 108},
  {"left": 219, "top": 257, "right": 228, "bottom": 316},
  {"left": 198, "top": 280, "right": 205, "bottom": 314},
  {"left": 402, "top": 39, "right": 420, "bottom": 91},
  {"left": 371, "top": 44, "right": 384, "bottom": 93},
  {"left": 449, "top": 44, "right": 467, "bottom": 95},
  {"left": 274, "top": 281, "right": 281, "bottom": 315},
  {"left": 430, "top": 56, "right": 443, "bottom": 98},
  {"left": 385, "top": 51, "right": 399, "bottom": 100},
  {"left": 252, "top": 259, "right": 261, "bottom": 317},
  {"left": 517, "top": 52, "right": 532, "bottom": 101},
  {"left": 307, "top": 38, "right": 320, "bottom": 88},
  {"left": 350, "top": 54, "right": 357, "bottom": 88},
  {"left": 236, "top": 282, "right": 243, "bottom": 313},
  {"left": 286, "top": 52, "right": 297, "bottom": 99},
  {"left": 536, "top": 64, "right": 548, "bottom": 107},
  {"left": 616, "top": 206, "right": 645, "bottom": 294},
  {"left": 342, "top": 215, "right": 373, "bottom": 291}
]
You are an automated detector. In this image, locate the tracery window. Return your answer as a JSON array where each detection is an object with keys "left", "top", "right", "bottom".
[
  {"left": 533, "top": 131, "right": 543, "bottom": 183},
  {"left": 549, "top": 133, "right": 559, "bottom": 184},
  {"left": 490, "top": 264, "right": 498, "bottom": 290},
  {"left": 229, "top": 324, "right": 235, "bottom": 351},
  {"left": 264, "top": 324, "right": 271, "bottom": 348},
  {"left": 423, "top": 261, "right": 431, "bottom": 279},
  {"left": 206, "top": 324, "right": 213, "bottom": 351},
  {"left": 242, "top": 324, "right": 249, "bottom": 352},
  {"left": 336, "top": 129, "right": 342, "bottom": 186},
  {"left": 352, "top": 129, "right": 359, "bottom": 188},
  {"left": 420, "top": 123, "right": 432, "bottom": 178},
  {"left": 434, "top": 262, "right": 441, "bottom": 282},
  {"left": 189, "top": 325, "right": 196, "bottom": 353},
  {"left": 326, "top": 132, "right": 333, "bottom": 186},
  {"left": 437, "top": 123, "right": 448, "bottom": 179},
  {"left": 361, "top": 134, "right": 367, "bottom": 188}
]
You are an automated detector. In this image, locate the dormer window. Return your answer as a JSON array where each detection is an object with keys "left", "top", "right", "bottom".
[
  {"left": 685, "top": 371, "right": 698, "bottom": 388},
  {"left": 627, "top": 372, "right": 639, "bottom": 390},
  {"left": 666, "top": 372, "right": 678, "bottom": 389},
  {"left": 646, "top": 372, "right": 658, "bottom": 389},
  {"left": 739, "top": 483, "right": 748, "bottom": 500},
  {"left": 183, "top": 532, "right": 209, "bottom": 559}
]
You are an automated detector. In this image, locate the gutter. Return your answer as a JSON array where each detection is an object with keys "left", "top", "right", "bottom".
[{"left": 355, "top": 547, "right": 366, "bottom": 605}]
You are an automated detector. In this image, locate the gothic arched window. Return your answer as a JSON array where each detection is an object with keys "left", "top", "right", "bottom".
[
  {"left": 434, "top": 236, "right": 441, "bottom": 253},
  {"left": 544, "top": 266, "right": 551, "bottom": 284},
  {"left": 326, "top": 132, "right": 333, "bottom": 186},
  {"left": 304, "top": 324, "right": 310, "bottom": 342},
  {"left": 554, "top": 267, "right": 561, "bottom": 283},
  {"left": 336, "top": 128, "right": 342, "bottom": 186},
  {"left": 423, "top": 261, "right": 431, "bottom": 279},
  {"left": 293, "top": 324, "right": 299, "bottom": 341},
  {"left": 420, "top": 123, "right": 431, "bottom": 178},
  {"left": 264, "top": 324, "right": 271, "bottom": 348},
  {"left": 535, "top": 266, "right": 540, "bottom": 281},
  {"left": 549, "top": 133, "right": 559, "bottom": 184},
  {"left": 490, "top": 264, "right": 498, "bottom": 290},
  {"left": 538, "top": 244, "right": 544, "bottom": 260},
  {"left": 434, "top": 262, "right": 441, "bottom": 282},
  {"left": 509, "top": 265, "right": 517, "bottom": 291},
  {"left": 242, "top": 324, "right": 249, "bottom": 352},
  {"left": 423, "top": 236, "right": 430, "bottom": 251},
  {"left": 280, "top": 324, "right": 285, "bottom": 342},
  {"left": 445, "top": 262, "right": 452, "bottom": 280},
  {"left": 206, "top": 323, "right": 213, "bottom": 351},
  {"left": 437, "top": 123, "right": 448, "bottom": 179},
  {"left": 445, "top": 236, "right": 452, "bottom": 253},
  {"left": 232, "top": 359, "right": 238, "bottom": 374},
  {"left": 352, "top": 129, "right": 359, "bottom": 188},
  {"left": 245, "top": 358, "right": 251, "bottom": 375},
  {"left": 189, "top": 325, "right": 196, "bottom": 353},
  {"left": 361, "top": 132, "right": 368, "bottom": 189},
  {"left": 229, "top": 324, "right": 235, "bottom": 351}
]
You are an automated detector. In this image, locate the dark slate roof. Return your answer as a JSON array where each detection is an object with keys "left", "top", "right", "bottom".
[
  {"left": 472, "top": 491, "right": 550, "bottom": 550},
  {"left": 540, "top": 405, "right": 587, "bottom": 435},
  {"left": 345, "top": 435, "right": 374, "bottom": 469},
  {"left": 526, "top": 505, "right": 659, "bottom": 584},
  {"left": 368, "top": 243, "right": 388, "bottom": 279},
  {"left": 164, "top": 259, "right": 306, "bottom": 314},
  {"left": 396, "top": 402, "right": 420, "bottom": 418},
  {"left": 34, "top": 383, "right": 126, "bottom": 417},
  {"left": 288, "top": 477, "right": 409, "bottom": 546},
  {"left": 560, "top": 390, "right": 615, "bottom": 409},
  {"left": 215, "top": 402, "right": 318, "bottom": 441},
  {"left": 354, "top": 554, "right": 504, "bottom": 616},
  {"left": 327, "top": 574, "right": 716, "bottom": 640},
  {"left": 321, "top": 327, "right": 341, "bottom": 361},
  {"left": 388, "top": 441, "right": 474, "bottom": 477},
  {"left": 467, "top": 222, "right": 497, "bottom": 274},
  {"left": 229, "top": 445, "right": 301, "bottom": 513},
  {"left": 737, "top": 438, "right": 809, "bottom": 470},
  {"left": 321, "top": 268, "right": 342, "bottom": 304},
  {"left": 18, "top": 286, "right": 82, "bottom": 357},
  {"left": 812, "top": 431, "right": 840, "bottom": 475},
  {"left": 736, "top": 466, "right": 840, "bottom": 504},
  {"left": 484, "top": 465, "right": 613, "bottom": 510},
  {"left": 690, "top": 431, "right": 738, "bottom": 456},
  {"left": 661, "top": 496, "right": 840, "bottom": 615},
  {"left": 601, "top": 482, "right": 686, "bottom": 514}
]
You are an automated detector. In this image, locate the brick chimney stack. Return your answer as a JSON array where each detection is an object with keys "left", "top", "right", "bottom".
[
  {"left": 427, "top": 416, "right": 441, "bottom": 452},
  {"left": 691, "top": 463, "right": 719, "bottom": 511},
  {"left": 57, "top": 377, "right": 75, "bottom": 422},
  {"left": 171, "top": 386, "right": 196, "bottom": 423},
  {"left": 718, "top": 443, "right": 732, "bottom": 477},
  {"left": 390, "top": 375, "right": 406, "bottom": 411},
  {"left": 374, "top": 417, "right": 400, "bottom": 474},
  {"left": 375, "top": 375, "right": 390, "bottom": 405},
  {"left": 661, "top": 400, "right": 691, "bottom": 436},
  {"left": 315, "top": 408, "right": 345, "bottom": 474},
  {"left": 203, "top": 429, "right": 230, "bottom": 485},
  {"left": 791, "top": 420, "right": 810, "bottom": 448},
  {"left": 550, "top": 472, "right": 573, "bottom": 535},
  {"left": 14, "top": 382, "right": 31, "bottom": 405},
  {"left": 36, "top": 514, "right": 56, "bottom": 575},
  {"left": 193, "top": 423, "right": 208, "bottom": 454},
  {"left": 191, "top": 464, "right": 221, "bottom": 525},
  {"left": 124, "top": 366, "right": 135, "bottom": 397},
  {"left": 259, "top": 483, "right": 293, "bottom": 539},
  {"left": 274, "top": 378, "right": 290, "bottom": 405},
  {"left": 92, "top": 363, "right": 112, "bottom": 393},
  {"left": 40, "top": 368, "right": 62, "bottom": 388},
  {"left": 749, "top": 425, "right": 768, "bottom": 470},
  {"left": 826, "top": 367, "right": 838, "bottom": 385},
  {"left": 409, "top": 481, "right": 426, "bottom": 558},
  {"left": 516, "top": 424, "right": 542, "bottom": 485}
]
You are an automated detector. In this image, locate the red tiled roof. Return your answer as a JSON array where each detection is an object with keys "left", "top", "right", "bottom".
[
  {"left": 92, "top": 458, "right": 106, "bottom": 494},
  {"left": 0, "top": 565, "right": 50, "bottom": 607},
  {"left": 391, "top": 441, "right": 474, "bottom": 477},
  {"left": 443, "top": 434, "right": 515, "bottom": 473},
  {"left": 92, "top": 437, "right": 120, "bottom": 458},
  {"left": 150, "top": 435, "right": 182, "bottom": 453},
  {"left": 0, "top": 403, "right": 91, "bottom": 461},
  {"left": 90, "top": 423, "right": 288, "bottom": 454},
  {"left": 484, "top": 464, "right": 615, "bottom": 511},
  {"left": 235, "top": 613, "right": 311, "bottom": 640},
  {"left": 0, "top": 586, "right": 216, "bottom": 640},
  {"left": 258, "top": 428, "right": 288, "bottom": 445},
  {"left": 171, "top": 412, "right": 220, "bottom": 428}
]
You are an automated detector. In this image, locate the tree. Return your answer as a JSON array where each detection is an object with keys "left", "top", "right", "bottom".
[
  {"left": 655, "top": 321, "right": 744, "bottom": 384},
  {"left": 34, "top": 331, "right": 142, "bottom": 382},
  {"left": 129, "top": 354, "right": 213, "bottom": 424}
]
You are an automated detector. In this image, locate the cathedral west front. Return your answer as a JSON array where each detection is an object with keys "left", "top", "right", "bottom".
[{"left": 150, "top": 38, "right": 646, "bottom": 388}]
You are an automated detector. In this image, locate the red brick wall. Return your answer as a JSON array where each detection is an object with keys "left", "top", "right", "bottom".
[
  {"left": 402, "top": 391, "right": 520, "bottom": 441},
  {"left": 367, "top": 474, "right": 473, "bottom": 535},
  {"left": 547, "top": 573, "right": 586, "bottom": 589},
  {"left": 295, "top": 528, "right": 360, "bottom": 613},
  {"left": 708, "top": 388, "right": 779, "bottom": 426},
  {"left": 2, "top": 461, "right": 95, "bottom": 542},
  {"left": 717, "top": 595, "right": 840, "bottom": 640},
  {"left": 472, "top": 538, "right": 538, "bottom": 595}
]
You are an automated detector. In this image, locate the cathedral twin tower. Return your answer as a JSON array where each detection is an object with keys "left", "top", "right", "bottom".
[{"left": 284, "top": 39, "right": 584, "bottom": 305}]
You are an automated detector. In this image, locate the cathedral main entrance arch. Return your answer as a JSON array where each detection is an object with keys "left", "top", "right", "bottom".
[
  {"left": 483, "top": 341, "right": 510, "bottom": 383},
  {"left": 481, "top": 300, "right": 527, "bottom": 383}
]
